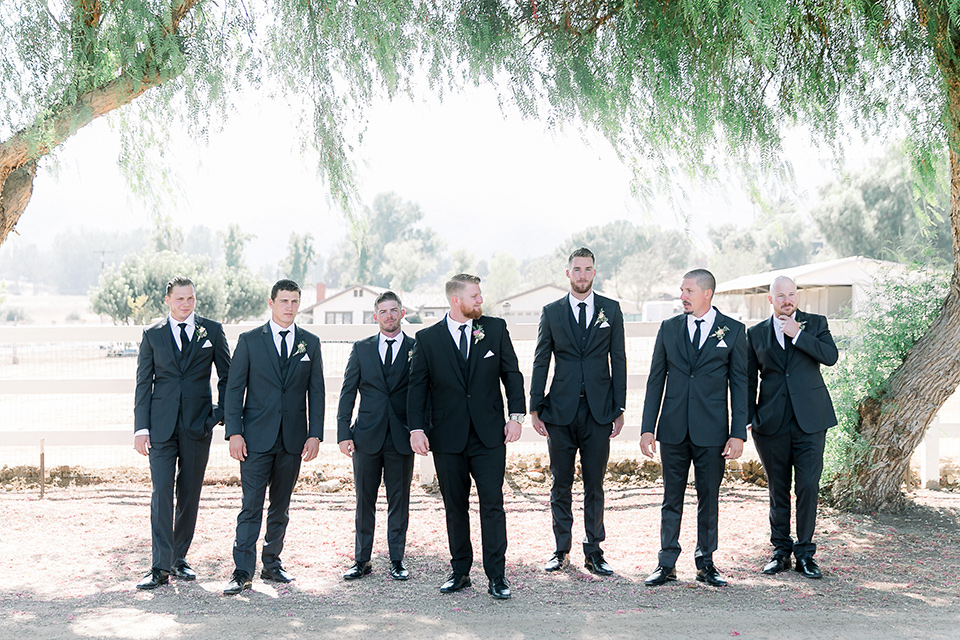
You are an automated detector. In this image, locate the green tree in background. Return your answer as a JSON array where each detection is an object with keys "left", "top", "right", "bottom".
[{"left": 281, "top": 232, "right": 317, "bottom": 285}]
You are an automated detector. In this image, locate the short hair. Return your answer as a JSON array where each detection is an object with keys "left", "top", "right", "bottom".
[
  {"left": 165, "top": 276, "right": 195, "bottom": 296},
  {"left": 445, "top": 273, "right": 481, "bottom": 300},
  {"left": 374, "top": 290, "right": 402, "bottom": 310},
  {"left": 568, "top": 247, "right": 595, "bottom": 266},
  {"left": 769, "top": 275, "right": 797, "bottom": 291},
  {"left": 683, "top": 268, "right": 716, "bottom": 293},
  {"left": 271, "top": 279, "right": 301, "bottom": 300}
]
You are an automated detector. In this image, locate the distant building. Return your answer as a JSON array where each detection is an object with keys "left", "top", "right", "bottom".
[
  {"left": 495, "top": 284, "right": 640, "bottom": 324},
  {"left": 304, "top": 284, "right": 411, "bottom": 325},
  {"left": 715, "top": 256, "right": 902, "bottom": 320}
]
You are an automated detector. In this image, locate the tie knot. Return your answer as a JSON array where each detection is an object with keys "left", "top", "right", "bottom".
[
  {"left": 178, "top": 322, "right": 187, "bottom": 329},
  {"left": 280, "top": 330, "right": 290, "bottom": 338},
  {"left": 578, "top": 302, "right": 586, "bottom": 309},
  {"left": 386, "top": 339, "right": 396, "bottom": 346},
  {"left": 695, "top": 319, "right": 704, "bottom": 326},
  {"left": 459, "top": 324, "right": 468, "bottom": 334}
]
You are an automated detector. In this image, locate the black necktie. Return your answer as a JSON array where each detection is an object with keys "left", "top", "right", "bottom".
[
  {"left": 384, "top": 338, "right": 396, "bottom": 373},
  {"left": 693, "top": 319, "right": 704, "bottom": 350},
  {"left": 279, "top": 330, "right": 290, "bottom": 361},
  {"left": 578, "top": 302, "right": 587, "bottom": 332},
  {"left": 459, "top": 325, "right": 468, "bottom": 361},
  {"left": 178, "top": 323, "right": 189, "bottom": 359}
]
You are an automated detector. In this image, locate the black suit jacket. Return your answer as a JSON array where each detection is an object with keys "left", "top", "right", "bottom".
[
  {"left": 337, "top": 333, "right": 415, "bottom": 455},
  {"left": 641, "top": 309, "right": 748, "bottom": 447},
  {"left": 134, "top": 316, "right": 231, "bottom": 442},
  {"left": 529, "top": 294, "right": 627, "bottom": 425},
  {"left": 407, "top": 316, "right": 525, "bottom": 453},
  {"left": 746, "top": 310, "right": 838, "bottom": 435},
  {"left": 224, "top": 322, "right": 325, "bottom": 454}
]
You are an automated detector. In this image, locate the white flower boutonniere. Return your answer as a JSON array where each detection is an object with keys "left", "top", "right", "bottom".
[
  {"left": 710, "top": 326, "right": 730, "bottom": 341},
  {"left": 472, "top": 324, "right": 485, "bottom": 345},
  {"left": 293, "top": 341, "right": 307, "bottom": 357},
  {"left": 407, "top": 349, "right": 413, "bottom": 361},
  {"left": 195, "top": 325, "right": 207, "bottom": 341},
  {"left": 798, "top": 320, "right": 807, "bottom": 332},
  {"left": 594, "top": 308, "right": 609, "bottom": 327}
]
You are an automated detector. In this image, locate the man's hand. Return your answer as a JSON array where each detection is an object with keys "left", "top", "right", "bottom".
[
  {"left": 779, "top": 314, "right": 800, "bottom": 338},
  {"left": 229, "top": 434, "right": 247, "bottom": 462},
  {"left": 504, "top": 420, "right": 522, "bottom": 443},
  {"left": 610, "top": 413, "right": 625, "bottom": 439},
  {"left": 338, "top": 439, "right": 355, "bottom": 457},
  {"left": 302, "top": 436, "right": 320, "bottom": 462},
  {"left": 411, "top": 431, "right": 430, "bottom": 456},
  {"left": 640, "top": 432, "right": 657, "bottom": 459},
  {"left": 722, "top": 437, "right": 744, "bottom": 460},
  {"left": 531, "top": 411, "right": 547, "bottom": 437},
  {"left": 134, "top": 434, "right": 151, "bottom": 456}
]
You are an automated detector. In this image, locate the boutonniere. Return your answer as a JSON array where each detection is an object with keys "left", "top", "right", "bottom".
[
  {"left": 472, "top": 324, "right": 485, "bottom": 344},
  {"left": 710, "top": 326, "right": 730, "bottom": 341},
  {"left": 594, "top": 308, "right": 609, "bottom": 327},
  {"left": 195, "top": 325, "right": 207, "bottom": 341},
  {"left": 293, "top": 341, "right": 307, "bottom": 356},
  {"left": 407, "top": 349, "right": 413, "bottom": 361},
  {"left": 798, "top": 320, "right": 807, "bottom": 332}
]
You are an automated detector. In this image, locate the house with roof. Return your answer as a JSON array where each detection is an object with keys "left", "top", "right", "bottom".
[{"left": 714, "top": 256, "right": 903, "bottom": 320}]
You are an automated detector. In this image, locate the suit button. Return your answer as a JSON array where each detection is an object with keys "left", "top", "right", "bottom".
[
  {"left": 467, "top": 394, "right": 471, "bottom": 398},
  {"left": 786, "top": 373, "right": 790, "bottom": 378},
  {"left": 690, "top": 375, "right": 694, "bottom": 379}
]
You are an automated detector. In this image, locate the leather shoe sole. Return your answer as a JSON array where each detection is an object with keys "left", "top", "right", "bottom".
[{"left": 439, "top": 574, "right": 471, "bottom": 593}]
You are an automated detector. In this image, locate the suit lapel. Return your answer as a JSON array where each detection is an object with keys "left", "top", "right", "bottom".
[
  {"left": 159, "top": 321, "right": 181, "bottom": 369},
  {"left": 282, "top": 327, "right": 308, "bottom": 387},
  {"left": 181, "top": 317, "right": 204, "bottom": 371},
  {"left": 677, "top": 315, "right": 696, "bottom": 367},
  {"left": 387, "top": 334, "right": 414, "bottom": 392},
  {"left": 466, "top": 320, "right": 485, "bottom": 384},
  {"left": 768, "top": 317, "right": 787, "bottom": 369},
  {"left": 368, "top": 335, "right": 390, "bottom": 390},
  {"left": 260, "top": 323, "right": 283, "bottom": 383},
  {"left": 554, "top": 300, "right": 579, "bottom": 352},
  {"left": 436, "top": 322, "right": 467, "bottom": 388}
]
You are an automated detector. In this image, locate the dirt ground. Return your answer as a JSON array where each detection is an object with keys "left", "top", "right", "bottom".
[{"left": 1, "top": 471, "right": 959, "bottom": 640}]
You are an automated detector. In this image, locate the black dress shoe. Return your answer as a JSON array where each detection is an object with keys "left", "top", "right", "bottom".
[
  {"left": 762, "top": 554, "right": 792, "bottom": 575},
  {"left": 584, "top": 552, "right": 614, "bottom": 576},
  {"left": 136, "top": 569, "right": 169, "bottom": 590},
  {"left": 261, "top": 566, "right": 295, "bottom": 583},
  {"left": 389, "top": 561, "right": 409, "bottom": 581},
  {"left": 795, "top": 557, "right": 823, "bottom": 579},
  {"left": 488, "top": 576, "right": 511, "bottom": 600},
  {"left": 544, "top": 551, "right": 568, "bottom": 572},
  {"left": 643, "top": 565, "right": 677, "bottom": 586},
  {"left": 696, "top": 564, "right": 728, "bottom": 587},
  {"left": 439, "top": 573, "right": 471, "bottom": 593},
  {"left": 223, "top": 571, "right": 252, "bottom": 595},
  {"left": 343, "top": 561, "right": 372, "bottom": 581},
  {"left": 172, "top": 561, "right": 197, "bottom": 581}
]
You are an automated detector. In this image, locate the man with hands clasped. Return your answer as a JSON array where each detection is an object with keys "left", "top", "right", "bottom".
[{"left": 640, "top": 269, "right": 747, "bottom": 588}]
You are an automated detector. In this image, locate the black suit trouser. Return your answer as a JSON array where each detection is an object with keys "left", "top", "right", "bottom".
[
  {"left": 433, "top": 427, "right": 507, "bottom": 579},
  {"left": 546, "top": 396, "right": 612, "bottom": 555},
  {"left": 148, "top": 413, "right": 211, "bottom": 571},
  {"left": 353, "top": 435, "right": 415, "bottom": 563},
  {"left": 233, "top": 431, "right": 302, "bottom": 577},
  {"left": 658, "top": 437, "right": 725, "bottom": 570},
  {"left": 752, "top": 412, "right": 826, "bottom": 560}
]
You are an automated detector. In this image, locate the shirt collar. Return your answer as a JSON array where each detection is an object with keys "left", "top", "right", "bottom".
[
  {"left": 269, "top": 318, "right": 296, "bottom": 336},
  {"left": 688, "top": 306, "right": 717, "bottom": 328},
  {"left": 168, "top": 312, "right": 195, "bottom": 328},
  {"left": 568, "top": 291, "right": 595, "bottom": 312},
  {"left": 380, "top": 331, "right": 405, "bottom": 346},
  {"left": 445, "top": 314, "right": 472, "bottom": 333}
]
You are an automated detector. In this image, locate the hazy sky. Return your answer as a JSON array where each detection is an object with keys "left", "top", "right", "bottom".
[{"left": 10, "top": 82, "right": 869, "bottom": 272}]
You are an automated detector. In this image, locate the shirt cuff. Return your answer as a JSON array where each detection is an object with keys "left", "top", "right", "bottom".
[
  {"left": 134, "top": 429, "right": 149, "bottom": 437},
  {"left": 792, "top": 328, "right": 802, "bottom": 343}
]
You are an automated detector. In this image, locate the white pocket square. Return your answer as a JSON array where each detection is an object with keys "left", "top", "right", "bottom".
[
  {"left": 301, "top": 354, "right": 311, "bottom": 361},
  {"left": 717, "top": 340, "right": 728, "bottom": 348},
  {"left": 598, "top": 322, "right": 610, "bottom": 329},
  {"left": 201, "top": 340, "right": 213, "bottom": 348},
  {"left": 483, "top": 350, "right": 495, "bottom": 359}
]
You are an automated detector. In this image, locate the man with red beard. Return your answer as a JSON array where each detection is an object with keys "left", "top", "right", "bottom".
[{"left": 407, "top": 274, "right": 526, "bottom": 600}]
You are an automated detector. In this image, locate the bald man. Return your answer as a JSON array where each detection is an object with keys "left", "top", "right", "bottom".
[{"left": 746, "top": 276, "right": 838, "bottom": 579}]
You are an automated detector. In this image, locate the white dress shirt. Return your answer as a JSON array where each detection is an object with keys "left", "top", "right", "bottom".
[
  {"left": 568, "top": 291, "right": 595, "bottom": 327},
  {"left": 169, "top": 312, "right": 196, "bottom": 350},
  {"left": 445, "top": 314, "right": 473, "bottom": 359},
  {"left": 686, "top": 306, "right": 717, "bottom": 349},
  {"left": 269, "top": 319, "right": 296, "bottom": 356},
  {"left": 378, "top": 331, "right": 407, "bottom": 365},
  {"left": 772, "top": 311, "right": 803, "bottom": 348}
]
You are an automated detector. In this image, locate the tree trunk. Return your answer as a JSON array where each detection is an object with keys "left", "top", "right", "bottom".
[{"left": 830, "top": 6, "right": 960, "bottom": 511}]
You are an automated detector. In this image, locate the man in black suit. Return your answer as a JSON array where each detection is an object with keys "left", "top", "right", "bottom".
[
  {"left": 747, "top": 275, "right": 838, "bottom": 579},
  {"left": 640, "top": 268, "right": 747, "bottom": 587},
  {"left": 337, "top": 291, "right": 416, "bottom": 582},
  {"left": 530, "top": 247, "right": 626, "bottom": 575},
  {"left": 407, "top": 273, "right": 525, "bottom": 600},
  {"left": 223, "top": 279, "right": 325, "bottom": 595},
  {"left": 134, "top": 276, "right": 231, "bottom": 590}
]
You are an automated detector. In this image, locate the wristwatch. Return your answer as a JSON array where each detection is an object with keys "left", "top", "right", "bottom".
[{"left": 509, "top": 413, "right": 526, "bottom": 424}]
